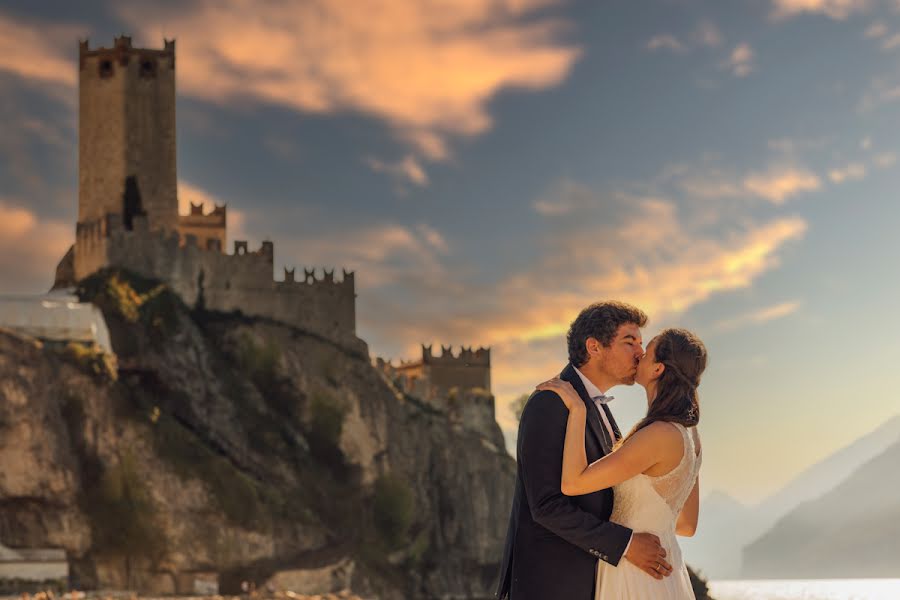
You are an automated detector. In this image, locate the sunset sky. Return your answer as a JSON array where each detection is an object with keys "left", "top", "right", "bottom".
[{"left": 2, "top": 0, "right": 900, "bottom": 505}]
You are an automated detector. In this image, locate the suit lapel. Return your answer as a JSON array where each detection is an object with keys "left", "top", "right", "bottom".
[{"left": 559, "top": 363, "right": 612, "bottom": 454}]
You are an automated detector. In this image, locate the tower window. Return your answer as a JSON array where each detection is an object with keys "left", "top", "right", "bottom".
[
  {"left": 139, "top": 59, "right": 157, "bottom": 79},
  {"left": 99, "top": 60, "right": 113, "bottom": 78}
]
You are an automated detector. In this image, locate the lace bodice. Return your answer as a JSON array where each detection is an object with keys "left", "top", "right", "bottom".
[{"left": 609, "top": 423, "right": 701, "bottom": 536}]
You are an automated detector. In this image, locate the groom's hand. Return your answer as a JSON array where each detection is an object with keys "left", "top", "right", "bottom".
[{"left": 624, "top": 533, "right": 673, "bottom": 579}]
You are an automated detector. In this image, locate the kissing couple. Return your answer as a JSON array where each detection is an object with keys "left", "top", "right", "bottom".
[{"left": 497, "top": 301, "right": 707, "bottom": 600}]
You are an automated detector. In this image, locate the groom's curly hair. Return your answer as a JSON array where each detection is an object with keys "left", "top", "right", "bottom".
[{"left": 567, "top": 301, "right": 648, "bottom": 367}]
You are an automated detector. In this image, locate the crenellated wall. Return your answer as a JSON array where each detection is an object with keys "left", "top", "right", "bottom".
[
  {"left": 379, "top": 344, "right": 492, "bottom": 402},
  {"left": 72, "top": 214, "right": 358, "bottom": 346}
]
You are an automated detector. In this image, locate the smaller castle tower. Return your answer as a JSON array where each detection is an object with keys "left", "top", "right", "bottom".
[
  {"left": 177, "top": 203, "right": 227, "bottom": 252},
  {"left": 383, "top": 344, "right": 491, "bottom": 400}
]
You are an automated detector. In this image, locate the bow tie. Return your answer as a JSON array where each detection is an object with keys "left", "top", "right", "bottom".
[{"left": 593, "top": 394, "right": 615, "bottom": 405}]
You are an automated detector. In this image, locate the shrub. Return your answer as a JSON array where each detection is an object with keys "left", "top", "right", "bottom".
[
  {"left": 236, "top": 332, "right": 282, "bottom": 393},
  {"left": 63, "top": 342, "right": 118, "bottom": 381},
  {"left": 373, "top": 474, "right": 415, "bottom": 549},
  {"left": 85, "top": 451, "right": 165, "bottom": 562},
  {"left": 76, "top": 269, "right": 184, "bottom": 343}
]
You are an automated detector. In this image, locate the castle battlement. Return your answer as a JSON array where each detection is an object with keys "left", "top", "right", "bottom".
[
  {"left": 277, "top": 267, "right": 355, "bottom": 288},
  {"left": 79, "top": 36, "right": 175, "bottom": 74},
  {"left": 422, "top": 344, "right": 490, "bottom": 366},
  {"left": 377, "top": 343, "right": 492, "bottom": 403}
]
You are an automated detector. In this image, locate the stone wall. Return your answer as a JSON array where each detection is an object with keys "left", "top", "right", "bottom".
[
  {"left": 72, "top": 215, "right": 358, "bottom": 348},
  {"left": 385, "top": 345, "right": 491, "bottom": 402}
]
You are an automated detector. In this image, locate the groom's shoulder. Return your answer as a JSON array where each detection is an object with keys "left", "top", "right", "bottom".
[{"left": 521, "top": 389, "right": 567, "bottom": 421}]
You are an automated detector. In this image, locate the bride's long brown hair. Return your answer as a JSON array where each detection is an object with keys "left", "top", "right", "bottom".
[{"left": 622, "top": 328, "right": 707, "bottom": 443}]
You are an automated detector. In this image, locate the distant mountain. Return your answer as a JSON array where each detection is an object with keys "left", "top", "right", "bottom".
[
  {"left": 753, "top": 414, "right": 900, "bottom": 528},
  {"left": 683, "top": 415, "right": 900, "bottom": 579},
  {"left": 743, "top": 436, "right": 900, "bottom": 578}
]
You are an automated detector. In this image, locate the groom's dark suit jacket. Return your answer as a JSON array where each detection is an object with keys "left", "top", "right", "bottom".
[{"left": 496, "top": 363, "right": 633, "bottom": 600}]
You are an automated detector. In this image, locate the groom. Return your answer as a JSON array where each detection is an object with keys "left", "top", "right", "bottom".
[{"left": 496, "top": 301, "right": 672, "bottom": 599}]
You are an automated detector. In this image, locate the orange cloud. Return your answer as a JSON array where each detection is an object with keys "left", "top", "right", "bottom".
[
  {"left": 770, "top": 0, "right": 870, "bottom": 20},
  {"left": 713, "top": 300, "right": 803, "bottom": 333},
  {"left": 742, "top": 166, "right": 821, "bottom": 204},
  {"left": 0, "top": 12, "right": 83, "bottom": 88},
  {"left": 117, "top": 0, "right": 581, "bottom": 162},
  {"left": 0, "top": 201, "right": 73, "bottom": 294}
]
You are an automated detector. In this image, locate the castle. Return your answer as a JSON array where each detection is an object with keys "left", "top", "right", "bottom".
[
  {"left": 50, "top": 36, "right": 494, "bottom": 402},
  {"left": 376, "top": 345, "right": 491, "bottom": 401},
  {"left": 53, "top": 37, "right": 357, "bottom": 347}
]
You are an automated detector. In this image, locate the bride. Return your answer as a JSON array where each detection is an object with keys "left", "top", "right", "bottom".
[{"left": 537, "top": 328, "right": 706, "bottom": 600}]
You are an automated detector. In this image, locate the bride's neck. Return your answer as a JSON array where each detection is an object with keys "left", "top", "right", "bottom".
[{"left": 645, "top": 383, "right": 658, "bottom": 407}]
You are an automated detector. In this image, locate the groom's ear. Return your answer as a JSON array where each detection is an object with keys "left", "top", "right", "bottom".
[{"left": 586, "top": 337, "right": 603, "bottom": 358}]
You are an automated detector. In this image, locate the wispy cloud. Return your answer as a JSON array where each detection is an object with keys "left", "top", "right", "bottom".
[
  {"left": 117, "top": 0, "right": 581, "bottom": 164},
  {"left": 532, "top": 179, "right": 600, "bottom": 215},
  {"left": 365, "top": 155, "right": 429, "bottom": 187},
  {"left": 693, "top": 20, "right": 725, "bottom": 48},
  {"left": 864, "top": 20, "right": 889, "bottom": 39},
  {"left": 873, "top": 152, "right": 897, "bottom": 167},
  {"left": 770, "top": 0, "right": 870, "bottom": 21},
  {"left": 647, "top": 34, "right": 687, "bottom": 53},
  {"left": 672, "top": 162, "right": 822, "bottom": 204},
  {"left": 742, "top": 165, "right": 821, "bottom": 204},
  {"left": 0, "top": 13, "right": 84, "bottom": 89},
  {"left": 725, "top": 43, "right": 755, "bottom": 77},
  {"left": 645, "top": 20, "right": 723, "bottom": 54},
  {"left": 880, "top": 32, "right": 900, "bottom": 50},
  {"left": 828, "top": 162, "right": 867, "bottom": 183},
  {"left": 713, "top": 300, "right": 803, "bottom": 333}
]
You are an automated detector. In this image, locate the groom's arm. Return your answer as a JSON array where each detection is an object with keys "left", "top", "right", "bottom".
[{"left": 518, "top": 390, "right": 633, "bottom": 566}]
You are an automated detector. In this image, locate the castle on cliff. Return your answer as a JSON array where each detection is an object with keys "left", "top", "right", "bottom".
[
  {"left": 53, "top": 36, "right": 357, "bottom": 346},
  {"left": 48, "top": 36, "right": 494, "bottom": 399}
]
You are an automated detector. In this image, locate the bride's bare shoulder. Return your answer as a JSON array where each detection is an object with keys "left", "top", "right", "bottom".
[{"left": 628, "top": 421, "right": 684, "bottom": 449}]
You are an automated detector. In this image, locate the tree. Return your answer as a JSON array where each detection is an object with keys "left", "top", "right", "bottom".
[{"left": 510, "top": 393, "right": 530, "bottom": 423}]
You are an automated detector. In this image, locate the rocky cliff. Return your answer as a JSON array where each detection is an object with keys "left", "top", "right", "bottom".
[{"left": 0, "top": 269, "right": 515, "bottom": 598}]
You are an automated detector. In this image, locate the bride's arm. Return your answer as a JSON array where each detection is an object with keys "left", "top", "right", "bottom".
[
  {"left": 537, "top": 377, "right": 663, "bottom": 496},
  {"left": 676, "top": 478, "right": 700, "bottom": 537},
  {"left": 561, "top": 417, "right": 664, "bottom": 496}
]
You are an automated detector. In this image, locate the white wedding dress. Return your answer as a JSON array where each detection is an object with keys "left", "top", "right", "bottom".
[{"left": 596, "top": 423, "right": 701, "bottom": 599}]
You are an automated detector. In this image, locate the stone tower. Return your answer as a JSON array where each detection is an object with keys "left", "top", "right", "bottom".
[{"left": 78, "top": 36, "right": 177, "bottom": 233}]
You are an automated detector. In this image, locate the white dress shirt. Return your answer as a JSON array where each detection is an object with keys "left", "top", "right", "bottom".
[{"left": 572, "top": 366, "right": 634, "bottom": 558}]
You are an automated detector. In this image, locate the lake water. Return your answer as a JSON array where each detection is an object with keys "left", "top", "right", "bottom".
[{"left": 709, "top": 579, "right": 900, "bottom": 600}]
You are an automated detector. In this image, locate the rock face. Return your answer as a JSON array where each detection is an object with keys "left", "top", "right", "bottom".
[{"left": 0, "top": 270, "right": 515, "bottom": 599}]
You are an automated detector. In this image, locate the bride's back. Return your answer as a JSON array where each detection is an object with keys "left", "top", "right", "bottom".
[{"left": 609, "top": 422, "right": 701, "bottom": 537}]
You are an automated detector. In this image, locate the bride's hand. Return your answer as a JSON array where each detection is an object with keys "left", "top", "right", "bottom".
[{"left": 536, "top": 377, "right": 583, "bottom": 412}]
